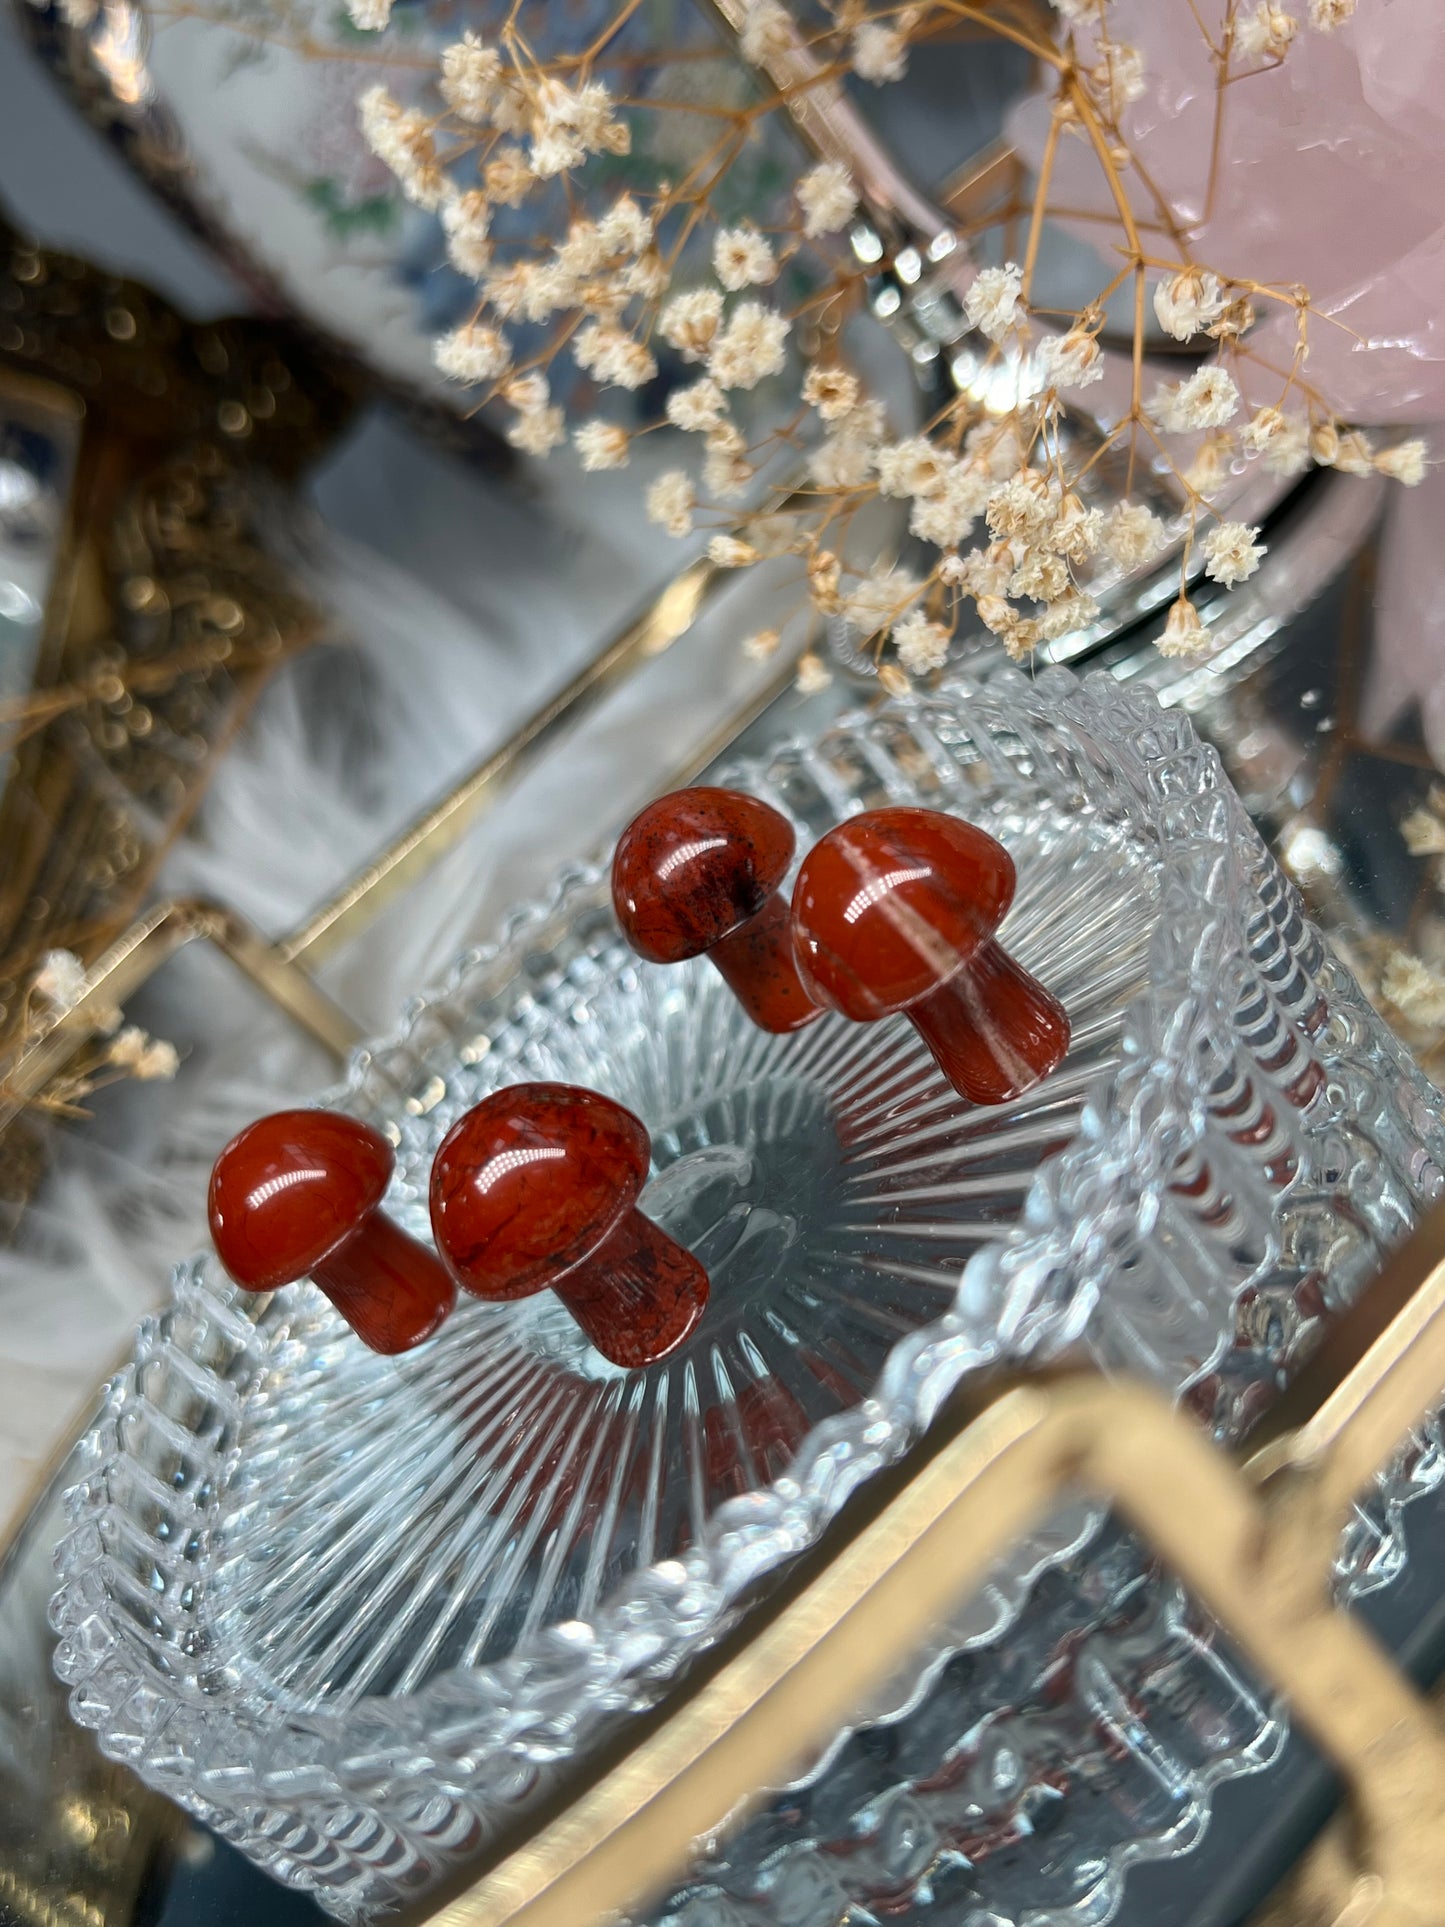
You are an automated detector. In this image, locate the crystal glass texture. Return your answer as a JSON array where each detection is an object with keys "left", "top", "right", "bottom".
[{"left": 51, "top": 668, "right": 1445, "bottom": 1922}]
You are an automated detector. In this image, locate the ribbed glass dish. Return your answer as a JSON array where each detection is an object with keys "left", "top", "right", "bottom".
[{"left": 51, "top": 668, "right": 1445, "bottom": 1923}]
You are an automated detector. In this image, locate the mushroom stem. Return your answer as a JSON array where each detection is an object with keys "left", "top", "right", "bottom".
[
  {"left": 707, "top": 890, "right": 821, "bottom": 1034},
  {"left": 909, "top": 937, "right": 1071, "bottom": 1105},
  {"left": 312, "top": 1208, "right": 456, "bottom": 1356},
  {"left": 556, "top": 1209, "right": 709, "bottom": 1369}
]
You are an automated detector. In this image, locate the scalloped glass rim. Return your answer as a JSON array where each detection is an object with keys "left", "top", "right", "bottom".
[{"left": 50, "top": 665, "right": 1445, "bottom": 1919}]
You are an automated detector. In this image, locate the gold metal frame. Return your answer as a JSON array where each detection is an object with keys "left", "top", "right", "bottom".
[
  {"left": 0, "top": 544, "right": 809, "bottom": 1122},
  {"left": 401, "top": 1201, "right": 1445, "bottom": 1927}
]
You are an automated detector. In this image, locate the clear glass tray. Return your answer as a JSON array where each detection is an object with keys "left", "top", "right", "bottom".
[{"left": 50, "top": 668, "right": 1445, "bottom": 1922}]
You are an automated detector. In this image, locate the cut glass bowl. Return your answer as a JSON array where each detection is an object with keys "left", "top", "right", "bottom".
[{"left": 51, "top": 668, "right": 1445, "bottom": 1923}]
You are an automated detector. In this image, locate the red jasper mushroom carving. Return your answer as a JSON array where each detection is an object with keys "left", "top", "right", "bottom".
[
  {"left": 208, "top": 1110, "right": 456, "bottom": 1354},
  {"left": 791, "top": 806, "right": 1070, "bottom": 1106},
  {"left": 429, "top": 1082, "right": 708, "bottom": 1369},
  {"left": 612, "top": 786, "right": 822, "bottom": 1034}
]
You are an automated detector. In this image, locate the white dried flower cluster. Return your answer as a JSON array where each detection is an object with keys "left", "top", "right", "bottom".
[
  {"left": 1200, "top": 520, "right": 1265, "bottom": 587},
  {"left": 1092, "top": 42, "right": 1146, "bottom": 118},
  {"left": 852, "top": 17, "right": 912, "bottom": 85},
  {"left": 32, "top": 948, "right": 87, "bottom": 1010},
  {"left": 965, "top": 263, "right": 1025, "bottom": 344},
  {"left": 713, "top": 226, "right": 776, "bottom": 292},
  {"left": 1149, "top": 365, "right": 1241, "bottom": 432},
  {"left": 1381, "top": 950, "right": 1445, "bottom": 1027},
  {"left": 351, "top": 0, "right": 1424, "bottom": 687},
  {"left": 1159, "top": 595, "right": 1212, "bottom": 658},
  {"left": 1153, "top": 269, "right": 1227, "bottom": 342},
  {"left": 106, "top": 1027, "right": 180, "bottom": 1080},
  {"left": 646, "top": 470, "right": 696, "bottom": 537},
  {"left": 1401, "top": 792, "right": 1445, "bottom": 858},
  {"left": 1235, "top": 4, "right": 1298, "bottom": 60},
  {"left": 796, "top": 163, "right": 857, "bottom": 237}
]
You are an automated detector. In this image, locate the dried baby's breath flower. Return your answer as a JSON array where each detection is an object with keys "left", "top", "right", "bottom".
[
  {"left": 707, "top": 301, "right": 790, "bottom": 390},
  {"left": 1241, "top": 406, "right": 1311, "bottom": 474},
  {"left": 1101, "top": 499, "right": 1166, "bottom": 567},
  {"left": 507, "top": 404, "right": 566, "bottom": 455},
  {"left": 347, "top": 0, "right": 392, "bottom": 30},
  {"left": 875, "top": 437, "right": 950, "bottom": 500},
  {"left": 795, "top": 651, "right": 833, "bottom": 693},
  {"left": 1376, "top": 440, "right": 1428, "bottom": 486},
  {"left": 1200, "top": 520, "right": 1265, "bottom": 588},
  {"left": 107, "top": 1027, "right": 179, "bottom": 1079},
  {"left": 573, "top": 421, "right": 630, "bottom": 471},
  {"left": 809, "top": 427, "right": 877, "bottom": 490},
  {"left": 1186, "top": 434, "right": 1234, "bottom": 498},
  {"left": 738, "top": 0, "right": 793, "bottom": 65},
  {"left": 808, "top": 549, "right": 842, "bottom": 612},
  {"left": 708, "top": 535, "right": 758, "bottom": 568},
  {"left": 502, "top": 371, "right": 550, "bottom": 413},
  {"left": 33, "top": 949, "right": 86, "bottom": 1009},
  {"left": 1035, "top": 328, "right": 1103, "bottom": 390},
  {"left": 1327, "top": 428, "right": 1375, "bottom": 476},
  {"left": 1401, "top": 797, "right": 1445, "bottom": 856},
  {"left": 646, "top": 469, "right": 696, "bottom": 537},
  {"left": 743, "top": 627, "right": 782, "bottom": 660},
  {"left": 1381, "top": 950, "right": 1445, "bottom": 1026},
  {"left": 1091, "top": 42, "right": 1146, "bottom": 118},
  {"left": 797, "top": 162, "right": 857, "bottom": 237},
  {"left": 852, "top": 18, "right": 911, "bottom": 84},
  {"left": 484, "top": 148, "right": 533, "bottom": 207},
  {"left": 1208, "top": 294, "right": 1256, "bottom": 340},
  {"left": 441, "top": 191, "right": 493, "bottom": 278},
  {"left": 1150, "top": 365, "right": 1241, "bottom": 431},
  {"left": 667, "top": 377, "right": 728, "bottom": 433},
  {"left": 892, "top": 610, "right": 951, "bottom": 675},
  {"left": 965, "top": 263, "right": 1025, "bottom": 344},
  {"left": 1307, "top": 0, "right": 1355, "bottom": 28},
  {"left": 844, "top": 565, "right": 923, "bottom": 638},
  {"left": 359, "top": 87, "right": 445, "bottom": 208},
  {"left": 1010, "top": 549, "right": 1070, "bottom": 604},
  {"left": 1235, "top": 3, "right": 1298, "bottom": 60},
  {"left": 909, "top": 471, "right": 986, "bottom": 549},
  {"left": 1037, "top": 587, "right": 1101, "bottom": 641},
  {"left": 573, "top": 322, "right": 657, "bottom": 390},
  {"left": 1159, "top": 594, "right": 1212, "bottom": 657},
  {"left": 703, "top": 433, "right": 755, "bottom": 501},
  {"left": 986, "top": 467, "right": 1053, "bottom": 539},
  {"left": 1047, "top": 491, "right": 1103, "bottom": 562},
  {"left": 1153, "top": 269, "right": 1226, "bottom": 342},
  {"left": 659, "top": 288, "right": 724, "bottom": 363},
  {"left": 439, "top": 33, "right": 502, "bottom": 118},
  {"left": 530, "top": 77, "right": 627, "bottom": 178},
  {"left": 802, "top": 365, "right": 860, "bottom": 421},
  {"left": 435, "top": 321, "right": 511, "bottom": 384},
  {"left": 713, "top": 225, "right": 777, "bottom": 291},
  {"left": 878, "top": 662, "right": 913, "bottom": 698}
]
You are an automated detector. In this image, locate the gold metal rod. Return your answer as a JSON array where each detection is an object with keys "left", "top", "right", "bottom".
[
  {"left": 0, "top": 896, "right": 363, "bottom": 1121},
  {"left": 279, "top": 557, "right": 719, "bottom": 966},
  {"left": 411, "top": 1363, "right": 1445, "bottom": 1927}
]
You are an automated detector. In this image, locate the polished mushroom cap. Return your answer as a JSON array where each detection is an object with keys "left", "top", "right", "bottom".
[
  {"left": 612, "top": 786, "right": 796, "bottom": 964},
  {"left": 430, "top": 1083, "right": 649, "bottom": 1299},
  {"left": 792, "top": 807, "right": 1017, "bottom": 1021},
  {"left": 208, "top": 1109, "right": 394, "bottom": 1292}
]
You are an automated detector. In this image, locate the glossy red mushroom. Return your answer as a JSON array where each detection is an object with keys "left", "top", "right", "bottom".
[
  {"left": 429, "top": 1082, "right": 708, "bottom": 1369},
  {"left": 612, "top": 786, "right": 822, "bottom": 1034},
  {"left": 208, "top": 1109, "right": 456, "bottom": 1354},
  {"left": 791, "top": 806, "right": 1070, "bottom": 1105}
]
